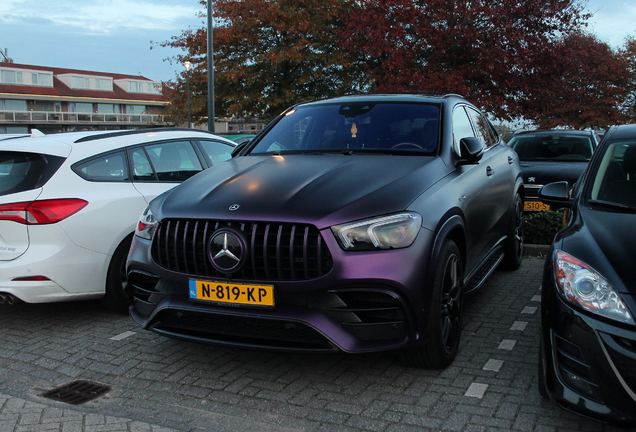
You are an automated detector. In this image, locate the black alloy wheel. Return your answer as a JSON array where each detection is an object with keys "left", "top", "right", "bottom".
[
  {"left": 401, "top": 239, "right": 464, "bottom": 368},
  {"left": 440, "top": 252, "right": 462, "bottom": 355},
  {"left": 501, "top": 193, "right": 524, "bottom": 270}
]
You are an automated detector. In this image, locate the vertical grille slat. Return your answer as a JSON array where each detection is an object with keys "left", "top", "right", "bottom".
[
  {"left": 182, "top": 221, "right": 190, "bottom": 274},
  {"left": 303, "top": 226, "right": 310, "bottom": 279},
  {"left": 152, "top": 219, "right": 333, "bottom": 281},
  {"left": 192, "top": 221, "right": 199, "bottom": 275},
  {"left": 263, "top": 224, "right": 271, "bottom": 280},
  {"left": 289, "top": 225, "right": 297, "bottom": 280},
  {"left": 276, "top": 225, "right": 284, "bottom": 280}
]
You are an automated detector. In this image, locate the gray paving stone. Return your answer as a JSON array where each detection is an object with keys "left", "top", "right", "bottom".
[{"left": 0, "top": 258, "right": 628, "bottom": 432}]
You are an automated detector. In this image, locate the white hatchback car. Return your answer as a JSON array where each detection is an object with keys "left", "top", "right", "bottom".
[{"left": 0, "top": 128, "right": 236, "bottom": 312}]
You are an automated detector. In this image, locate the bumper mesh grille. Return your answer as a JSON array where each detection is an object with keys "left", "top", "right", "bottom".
[{"left": 151, "top": 219, "right": 333, "bottom": 281}]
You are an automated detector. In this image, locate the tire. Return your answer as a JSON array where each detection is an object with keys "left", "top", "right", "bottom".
[
  {"left": 501, "top": 193, "right": 524, "bottom": 270},
  {"left": 401, "top": 239, "right": 464, "bottom": 368},
  {"left": 102, "top": 235, "right": 133, "bottom": 314}
]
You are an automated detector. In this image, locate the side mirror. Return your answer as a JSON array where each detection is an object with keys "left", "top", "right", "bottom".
[
  {"left": 456, "top": 137, "right": 484, "bottom": 166},
  {"left": 231, "top": 141, "right": 248, "bottom": 158},
  {"left": 539, "top": 181, "right": 573, "bottom": 209}
]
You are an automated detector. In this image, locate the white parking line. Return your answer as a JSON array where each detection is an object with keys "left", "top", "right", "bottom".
[
  {"left": 521, "top": 306, "right": 537, "bottom": 314},
  {"left": 465, "top": 383, "right": 489, "bottom": 399},
  {"left": 110, "top": 331, "right": 136, "bottom": 341},
  {"left": 531, "top": 295, "right": 541, "bottom": 302},
  {"left": 483, "top": 359, "right": 504, "bottom": 372},
  {"left": 498, "top": 339, "right": 517, "bottom": 350},
  {"left": 510, "top": 321, "right": 528, "bottom": 331}
]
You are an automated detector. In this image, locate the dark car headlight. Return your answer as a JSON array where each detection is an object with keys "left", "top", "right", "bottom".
[
  {"left": 331, "top": 212, "right": 422, "bottom": 251},
  {"left": 135, "top": 206, "right": 158, "bottom": 240},
  {"left": 554, "top": 250, "right": 634, "bottom": 325}
]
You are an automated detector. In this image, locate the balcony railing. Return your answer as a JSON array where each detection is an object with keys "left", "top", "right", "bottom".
[{"left": 0, "top": 110, "right": 166, "bottom": 125}]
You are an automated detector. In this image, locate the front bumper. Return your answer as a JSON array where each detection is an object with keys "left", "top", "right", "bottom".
[
  {"left": 127, "top": 227, "right": 436, "bottom": 354},
  {"left": 541, "top": 260, "right": 636, "bottom": 426}
]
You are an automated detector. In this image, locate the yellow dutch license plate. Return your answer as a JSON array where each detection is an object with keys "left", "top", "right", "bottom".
[
  {"left": 524, "top": 201, "right": 550, "bottom": 211},
  {"left": 189, "top": 279, "right": 275, "bottom": 308}
]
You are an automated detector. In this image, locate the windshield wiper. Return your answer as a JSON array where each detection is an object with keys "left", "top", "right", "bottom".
[{"left": 588, "top": 199, "right": 636, "bottom": 212}]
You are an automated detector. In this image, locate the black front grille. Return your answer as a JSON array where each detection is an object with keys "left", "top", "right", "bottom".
[{"left": 151, "top": 219, "right": 333, "bottom": 281}]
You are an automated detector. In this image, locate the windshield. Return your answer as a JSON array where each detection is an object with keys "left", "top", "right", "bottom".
[
  {"left": 250, "top": 102, "right": 440, "bottom": 155},
  {"left": 508, "top": 133, "right": 594, "bottom": 162},
  {"left": 588, "top": 140, "right": 636, "bottom": 208}
]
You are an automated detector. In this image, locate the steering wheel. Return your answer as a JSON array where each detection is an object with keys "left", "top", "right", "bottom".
[{"left": 391, "top": 142, "right": 423, "bottom": 150}]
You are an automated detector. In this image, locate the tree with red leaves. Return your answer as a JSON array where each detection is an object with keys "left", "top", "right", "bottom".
[
  {"left": 524, "top": 32, "right": 631, "bottom": 129},
  {"left": 338, "top": 0, "right": 591, "bottom": 121}
]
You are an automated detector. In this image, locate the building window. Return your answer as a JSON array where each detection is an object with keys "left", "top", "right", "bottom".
[
  {"left": 98, "top": 104, "right": 118, "bottom": 114},
  {"left": 71, "top": 103, "right": 93, "bottom": 113},
  {"left": 126, "top": 105, "right": 145, "bottom": 114},
  {"left": 38, "top": 73, "right": 52, "bottom": 86},
  {"left": 129, "top": 81, "right": 139, "bottom": 92},
  {"left": 34, "top": 101, "right": 54, "bottom": 112},
  {"left": 1, "top": 70, "right": 15, "bottom": 84},
  {"left": 4, "top": 100, "right": 27, "bottom": 111}
]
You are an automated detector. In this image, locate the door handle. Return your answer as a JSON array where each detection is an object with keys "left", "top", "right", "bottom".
[
  {"left": 486, "top": 166, "right": 494, "bottom": 176},
  {"left": 508, "top": 156, "right": 514, "bottom": 164}
]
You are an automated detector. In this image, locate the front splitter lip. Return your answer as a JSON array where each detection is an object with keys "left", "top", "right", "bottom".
[{"left": 130, "top": 294, "right": 410, "bottom": 354}]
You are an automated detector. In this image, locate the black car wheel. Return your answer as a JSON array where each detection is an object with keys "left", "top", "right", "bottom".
[
  {"left": 402, "top": 239, "right": 464, "bottom": 368},
  {"left": 102, "top": 235, "right": 132, "bottom": 314},
  {"left": 501, "top": 193, "right": 524, "bottom": 270}
]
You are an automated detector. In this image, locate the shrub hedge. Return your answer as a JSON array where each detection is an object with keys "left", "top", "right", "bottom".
[{"left": 523, "top": 210, "right": 566, "bottom": 245}]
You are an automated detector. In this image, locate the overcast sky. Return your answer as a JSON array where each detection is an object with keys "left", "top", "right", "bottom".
[{"left": 0, "top": 0, "right": 634, "bottom": 83}]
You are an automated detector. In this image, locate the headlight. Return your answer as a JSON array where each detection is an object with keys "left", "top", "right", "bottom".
[
  {"left": 135, "top": 206, "right": 157, "bottom": 240},
  {"left": 331, "top": 212, "right": 422, "bottom": 251},
  {"left": 554, "top": 250, "right": 634, "bottom": 325}
]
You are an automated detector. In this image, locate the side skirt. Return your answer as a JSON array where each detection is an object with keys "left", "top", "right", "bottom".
[{"left": 463, "top": 245, "right": 504, "bottom": 294}]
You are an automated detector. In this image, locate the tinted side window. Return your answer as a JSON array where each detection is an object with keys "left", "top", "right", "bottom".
[
  {"left": 198, "top": 140, "right": 234, "bottom": 165},
  {"left": 452, "top": 107, "right": 476, "bottom": 155},
  {"left": 74, "top": 151, "right": 129, "bottom": 182},
  {"left": 130, "top": 148, "right": 155, "bottom": 181},
  {"left": 144, "top": 141, "right": 203, "bottom": 182},
  {"left": 466, "top": 108, "right": 496, "bottom": 148},
  {"left": 1, "top": 151, "right": 64, "bottom": 196}
]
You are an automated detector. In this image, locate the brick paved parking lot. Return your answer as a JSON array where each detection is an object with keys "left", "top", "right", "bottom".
[{"left": 0, "top": 257, "right": 627, "bottom": 431}]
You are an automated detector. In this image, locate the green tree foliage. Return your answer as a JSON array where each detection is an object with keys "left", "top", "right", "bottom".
[{"left": 158, "top": 0, "right": 364, "bottom": 123}]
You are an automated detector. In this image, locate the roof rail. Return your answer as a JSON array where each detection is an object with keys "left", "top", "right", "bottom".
[{"left": 74, "top": 128, "right": 216, "bottom": 143}]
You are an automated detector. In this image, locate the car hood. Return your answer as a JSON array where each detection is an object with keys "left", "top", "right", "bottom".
[
  {"left": 520, "top": 161, "right": 588, "bottom": 187},
  {"left": 562, "top": 205, "right": 636, "bottom": 294},
  {"left": 154, "top": 154, "right": 446, "bottom": 229}
]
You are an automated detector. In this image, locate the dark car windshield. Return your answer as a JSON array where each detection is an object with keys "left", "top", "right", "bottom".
[
  {"left": 508, "top": 133, "right": 594, "bottom": 162},
  {"left": 250, "top": 102, "right": 440, "bottom": 155},
  {"left": 588, "top": 140, "right": 636, "bottom": 209},
  {"left": 0, "top": 151, "right": 65, "bottom": 196}
]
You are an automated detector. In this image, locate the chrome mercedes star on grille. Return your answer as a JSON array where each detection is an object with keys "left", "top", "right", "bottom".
[{"left": 214, "top": 233, "right": 240, "bottom": 263}]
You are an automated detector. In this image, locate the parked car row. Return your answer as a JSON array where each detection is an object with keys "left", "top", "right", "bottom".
[{"left": 1, "top": 94, "right": 634, "bottom": 427}]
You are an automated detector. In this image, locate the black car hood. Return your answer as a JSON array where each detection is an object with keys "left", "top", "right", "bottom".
[
  {"left": 520, "top": 161, "right": 588, "bottom": 187},
  {"left": 562, "top": 205, "right": 636, "bottom": 294},
  {"left": 154, "top": 154, "right": 446, "bottom": 229}
]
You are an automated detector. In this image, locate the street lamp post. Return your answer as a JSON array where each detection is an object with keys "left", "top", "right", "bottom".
[{"left": 184, "top": 60, "right": 192, "bottom": 129}]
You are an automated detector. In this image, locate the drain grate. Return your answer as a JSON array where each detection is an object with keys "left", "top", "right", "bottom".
[{"left": 40, "top": 380, "right": 111, "bottom": 405}]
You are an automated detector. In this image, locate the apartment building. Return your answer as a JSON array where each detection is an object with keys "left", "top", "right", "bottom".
[{"left": 0, "top": 62, "right": 170, "bottom": 134}]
